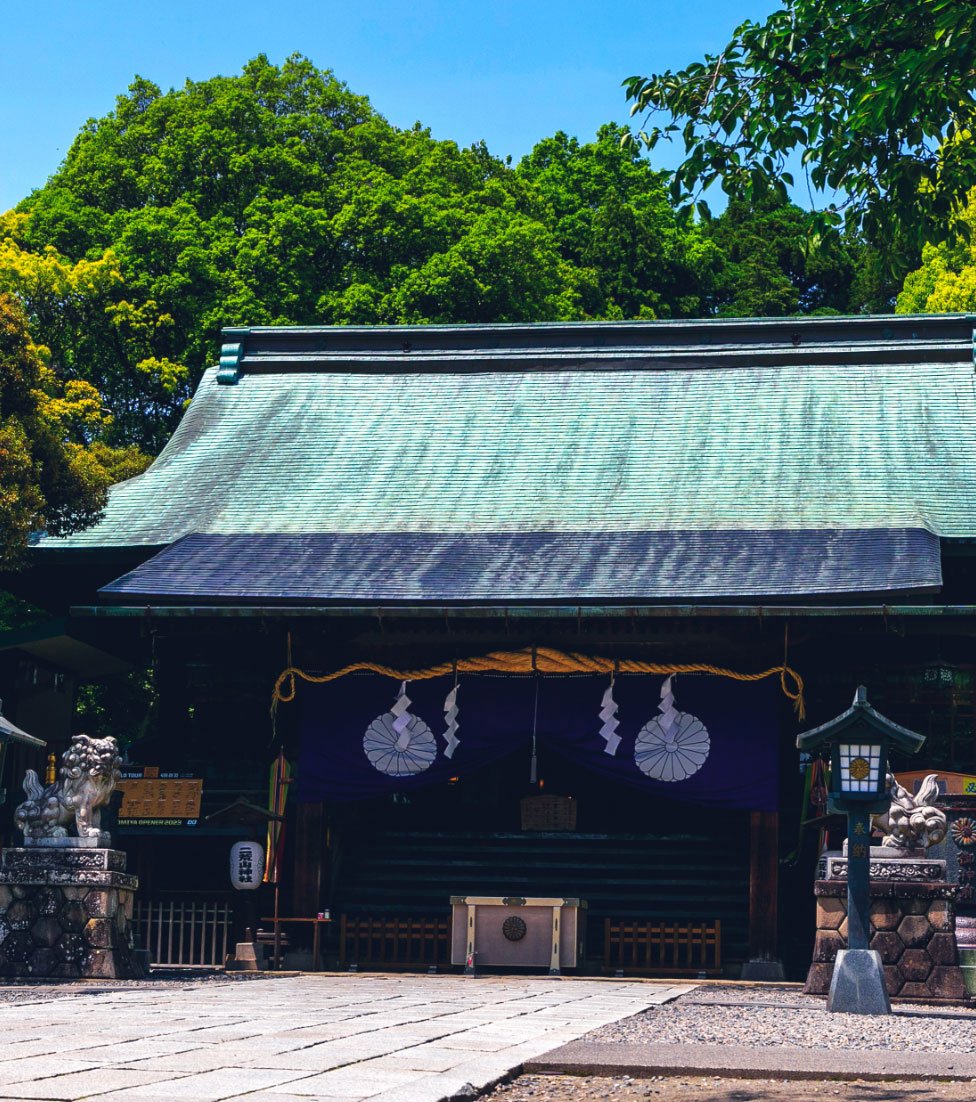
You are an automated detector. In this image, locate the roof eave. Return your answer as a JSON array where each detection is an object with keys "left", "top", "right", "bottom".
[{"left": 71, "top": 602, "right": 976, "bottom": 620}]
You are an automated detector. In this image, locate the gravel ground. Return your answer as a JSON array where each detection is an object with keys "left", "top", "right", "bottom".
[
  {"left": 484, "top": 1074, "right": 976, "bottom": 1101},
  {"left": 582, "top": 985, "right": 976, "bottom": 1053}
]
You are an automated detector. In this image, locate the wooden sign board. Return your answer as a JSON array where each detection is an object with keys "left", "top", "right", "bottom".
[{"left": 117, "top": 766, "right": 203, "bottom": 826}]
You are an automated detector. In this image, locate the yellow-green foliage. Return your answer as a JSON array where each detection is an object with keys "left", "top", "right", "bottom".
[
  {"left": 0, "top": 293, "right": 103, "bottom": 565},
  {"left": 0, "top": 226, "right": 153, "bottom": 565},
  {"left": 0, "top": 210, "right": 187, "bottom": 452},
  {"left": 898, "top": 190, "right": 976, "bottom": 313}
]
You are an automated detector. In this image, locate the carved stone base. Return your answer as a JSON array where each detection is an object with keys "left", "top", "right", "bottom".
[
  {"left": 805, "top": 878, "right": 967, "bottom": 1003},
  {"left": 818, "top": 851, "right": 947, "bottom": 883},
  {"left": 0, "top": 848, "right": 144, "bottom": 979},
  {"left": 26, "top": 832, "right": 112, "bottom": 849}
]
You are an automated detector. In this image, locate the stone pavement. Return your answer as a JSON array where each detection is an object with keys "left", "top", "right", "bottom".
[{"left": 0, "top": 974, "right": 691, "bottom": 1102}]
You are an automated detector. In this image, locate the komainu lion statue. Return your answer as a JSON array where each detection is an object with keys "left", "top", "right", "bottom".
[
  {"left": 15, "top": 734, "right": 122, "bottom": 846},
  {"left": 872, "top": 771, "right": 947, "bottom": 850}
]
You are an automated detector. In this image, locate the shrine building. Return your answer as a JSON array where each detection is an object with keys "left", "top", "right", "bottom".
[{"left": 2, "top": 313, "right": 976, "bottom": 978}]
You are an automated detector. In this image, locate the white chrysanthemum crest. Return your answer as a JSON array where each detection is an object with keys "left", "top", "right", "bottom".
[
  {"left": 363, "top": 681, "right": 437, "bottom": 777},
  {"left": 634, "top": 675, "right": 711, "bottom": 783}
]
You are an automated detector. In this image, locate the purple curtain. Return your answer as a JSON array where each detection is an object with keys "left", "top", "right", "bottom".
[{"left": 296, "top": 672, "right": 781, "bottom": 810}]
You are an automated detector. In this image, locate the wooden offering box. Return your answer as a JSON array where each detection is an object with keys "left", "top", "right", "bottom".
[{"left": 450, "top": 895, "right": 585, "bottom": 974}]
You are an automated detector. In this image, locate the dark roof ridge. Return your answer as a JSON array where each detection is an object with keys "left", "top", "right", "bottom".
[{"left": 216, "top": 313, "right": 976, "bottom": 382}]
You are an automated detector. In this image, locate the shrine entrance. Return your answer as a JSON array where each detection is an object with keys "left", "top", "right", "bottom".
[
  {"left": 326, "top": 751, "right": 751, "bottom": 974},
  {"left": 289, "top": 653, "right": 792, "bottom": 976}
]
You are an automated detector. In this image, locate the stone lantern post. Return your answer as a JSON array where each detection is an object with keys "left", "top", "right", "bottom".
[{"left": 797, "top": 686, "right": 924, "bottom": 1013}]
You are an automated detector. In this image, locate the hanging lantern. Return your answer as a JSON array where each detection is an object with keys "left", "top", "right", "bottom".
[{"left": 230, "top": 840, "right": 265, "bottom": 890}]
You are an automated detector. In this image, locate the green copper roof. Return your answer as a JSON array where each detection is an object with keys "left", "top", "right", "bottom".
[{"left": 38, "top": 316, "right": 976, "bottom": 550}]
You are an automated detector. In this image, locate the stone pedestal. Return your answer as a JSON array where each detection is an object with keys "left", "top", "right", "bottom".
[
  {"left": 828, "top": 949, "right": 892, "bottom": 1014},
  {"left": 740, "top": 958, "right": 787, "bottom": 981},
  {"left": 0, "top": 848, "right": 145, "bottom": 979},
  {"left": 225, "top": 938, "right": 265, "bottom": 972},
  {"left": 805, "top": 851, "right": 966, "bottom": 1002}
]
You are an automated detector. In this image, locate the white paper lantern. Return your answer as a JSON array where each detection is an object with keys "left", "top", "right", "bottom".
[{"left": 230, "top": 840, "right": 264, "bottom": 890}]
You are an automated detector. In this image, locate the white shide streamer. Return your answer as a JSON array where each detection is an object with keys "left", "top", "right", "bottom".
[
  {"left": 599, "top": 678, "right": 621, "bottom": 756},
  {"left": 443, "top": 683, "right": 460, "bottom": 759}
]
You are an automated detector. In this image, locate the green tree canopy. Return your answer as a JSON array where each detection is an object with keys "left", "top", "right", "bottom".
[
  {"left": 516, "top": 124, "right": 720, "bottom": 318},
  {"left": 623, "top": 0, "right": 976, "bottom": 269},
  {"left": 13, "top": 57, "right": 726, "bottom": 452},
  {"left": 699, "top": 193, "right": 881, "bottom": 316},
  {"left": 7, "top": 53, "right": 888, "bottom": 460},
  {"left": 0, "top": 211, "right": 180, "bottom": 455},
  {"left": 0, "top": 293, "right": 145, "bottom": 568}
]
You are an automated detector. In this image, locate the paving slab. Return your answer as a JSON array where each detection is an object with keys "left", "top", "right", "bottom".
[
  {"left": 0, "top": 1069, "right": 175, "bottom": 1100},
  {"left": 0, "top": 975, "right": 682, "bottom": 1102},
  {"left": 262, "top": 1067, "right": 424, "bottom": 1098},
  {"left": 0, "top": 1058, "right": 103, "bottom": 1086},
  {"left": 367, "top": 1048, "right": 480, "bottom": 1074},
  {"left": 98, "top": 1049, "right": 239, "bottom": 1075},
  {"left": 524, "top": 1040, "right": 976, "bottom": 1082},
  {"left": 86, "top": 1068, "right": 317, "bottom": 1102}
]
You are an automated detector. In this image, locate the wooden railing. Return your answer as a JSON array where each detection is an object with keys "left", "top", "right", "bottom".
[
  {"left": 134, "top": 899, "right": 233, "bottom": 967},
  {"left": 603, "top": 917, "right": 722, "bottom": 975},
  {"left": 339, "top": 914, "right": 449, "bottom": 969}
]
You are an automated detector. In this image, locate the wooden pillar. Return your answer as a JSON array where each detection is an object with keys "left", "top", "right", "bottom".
[
  {"left": 742, "top": 809, "right": 785, "bottom": 979},
  {"left": 845, "top": 809, "right": 872, "bottom": 952},
  {"left": 291, "top": 802, "right": 326, "bottom": 916}
]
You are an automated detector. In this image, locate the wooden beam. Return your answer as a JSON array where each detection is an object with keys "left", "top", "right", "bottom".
[
  {"left": 748, "top": 809, "right": 780, "bottom": 962},
  {"left": 291, "top": 802, "right": 325, "bottom": 916}
]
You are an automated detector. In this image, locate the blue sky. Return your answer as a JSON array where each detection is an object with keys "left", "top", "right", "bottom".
[{"left": 0, "top": 1, "right": 777, "bottom": 212}]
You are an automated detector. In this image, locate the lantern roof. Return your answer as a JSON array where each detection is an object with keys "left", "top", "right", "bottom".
[
  {"left": 0, "top": 703, "right": 45, "bottom": 748},
  {"left": 796, "top": 686, "right": 925, "bottom": 754},
  {"left": 205, "top": 796, "right": 282, "bottom": 825}
]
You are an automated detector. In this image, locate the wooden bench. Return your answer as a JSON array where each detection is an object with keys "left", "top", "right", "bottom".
[
  {"left": 603, "top": 917, "right": 722, "bottom": 976},
  {"left": 339, "top": 914, "right": 450, "bottom": 970},
  {"left": 260, "top": 916, "right": 332, "bottom": 971}
]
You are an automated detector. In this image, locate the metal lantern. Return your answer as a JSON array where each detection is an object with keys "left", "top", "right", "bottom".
[{"left": 831, "top": 738, "right": 888, "bottom": 806}]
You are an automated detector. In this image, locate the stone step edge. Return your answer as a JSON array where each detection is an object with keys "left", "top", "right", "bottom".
[{"left": 523, "top": 1041, "right": 976, "bottom": 1082}]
